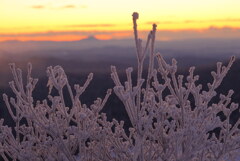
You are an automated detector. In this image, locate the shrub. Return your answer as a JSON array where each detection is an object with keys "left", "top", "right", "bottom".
[{"left": 0, "top": 12, "right": 240, "bottom": 161}]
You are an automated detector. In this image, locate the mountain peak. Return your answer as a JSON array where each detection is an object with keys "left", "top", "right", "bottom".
[{"left": 81, "top": 36, "right": 99, "bottom": 41}]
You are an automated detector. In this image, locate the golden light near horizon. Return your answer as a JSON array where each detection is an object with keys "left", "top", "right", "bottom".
[{"left": 1, "top": 0, "right": 240, "bottom": 41}]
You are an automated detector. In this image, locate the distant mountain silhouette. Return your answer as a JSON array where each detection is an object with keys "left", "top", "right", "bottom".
[
  {"left": 1, "top": 38, "right": 240, "bottom": 58},
  {"left": 80, "top": 36, "right": 99, "bottom": 41}
]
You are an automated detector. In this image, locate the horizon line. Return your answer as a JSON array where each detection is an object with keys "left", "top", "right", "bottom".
[
  {"left": 1, "top": 26, "right": 240, "bottom": 42},
  {"left": 2, "top": 36, "right": 240, "bottom": 43}
]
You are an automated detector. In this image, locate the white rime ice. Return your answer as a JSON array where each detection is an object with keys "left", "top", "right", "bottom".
[{"left": 0, "top": 12, "right": 240, "bottom": 161}]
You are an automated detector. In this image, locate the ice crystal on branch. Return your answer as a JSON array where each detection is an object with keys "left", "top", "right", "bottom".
[{"left": 0, "top": 12, "right": 240, "bottom": 161}]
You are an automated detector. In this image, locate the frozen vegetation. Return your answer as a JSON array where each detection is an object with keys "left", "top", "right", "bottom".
[{"left": 0, "top": 13, "right": 240, "bottom": 161}]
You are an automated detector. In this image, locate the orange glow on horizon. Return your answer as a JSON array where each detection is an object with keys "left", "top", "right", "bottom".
[
  {"left": 1, "top": 0, "right": 240, "bottom": 41},
  {"left": 94, "top": 35, "right": 112, "bottom": 40},
  {"left": 0, "top": 35, "right": 88, "bottom": 42},
  {"left": 1, "top": 26, "right": 240, "bottom": 42}
]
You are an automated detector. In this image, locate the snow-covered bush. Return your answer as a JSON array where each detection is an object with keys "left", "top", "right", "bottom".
[{"left": 1, "top": 12, "right": 240, "bottom": 161}]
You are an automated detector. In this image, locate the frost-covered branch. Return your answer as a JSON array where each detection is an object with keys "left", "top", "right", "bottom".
[{"left": 0, "top": 12, "right": 240, "bottom": 161}]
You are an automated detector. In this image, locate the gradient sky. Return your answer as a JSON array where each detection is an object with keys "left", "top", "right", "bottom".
[{"left": 1, "top": 0, "right": 240, "bottom": 41}]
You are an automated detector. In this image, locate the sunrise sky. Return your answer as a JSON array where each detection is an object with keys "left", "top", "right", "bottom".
[{"left": 1, "top": 0, "right": 240, "bottom": 41}]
